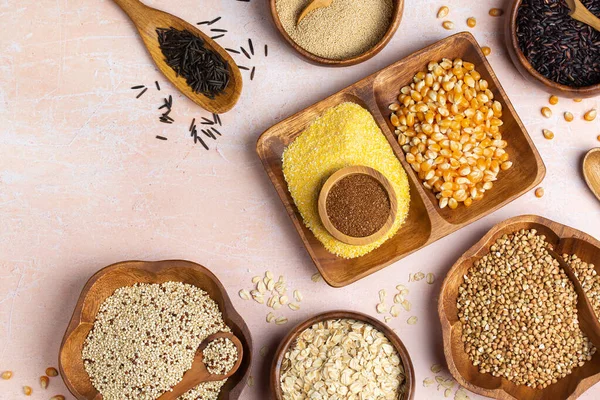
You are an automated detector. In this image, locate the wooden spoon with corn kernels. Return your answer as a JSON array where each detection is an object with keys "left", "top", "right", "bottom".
[{"left": 547, "top": 248, "right": 600, "bottom": 347}]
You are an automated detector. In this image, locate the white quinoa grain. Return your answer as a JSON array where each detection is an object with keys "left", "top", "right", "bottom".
[{"left": 82, "top": 282, "right": 231, "bottom": 400}]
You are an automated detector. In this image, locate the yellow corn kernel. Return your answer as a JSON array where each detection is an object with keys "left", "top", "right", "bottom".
[
  {"left": 584, "top": 109, "right": 597, "bottom": 121},
  {"left": 564, "top": 111, "right": 574, "bottom": 122}
]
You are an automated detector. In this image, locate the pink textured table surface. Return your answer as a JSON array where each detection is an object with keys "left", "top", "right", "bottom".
[{"left": 1, "top": 0, "right": 599, "bottom": 399}]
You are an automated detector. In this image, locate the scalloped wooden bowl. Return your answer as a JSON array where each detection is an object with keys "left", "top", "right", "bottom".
[
  {"left": 270, "top": 310, "right": 416, "bottom": 400},
  {"left": 505, "top": 0, "right": 600, "bottom": 98},
  {"left": 58, "top": 260, "right": 253, "bottom": 400},
  {"left": 269, "top": 0, "right": 404, "bottom": 66},
  {"left": 439, "top": 215, "right": 600, "bottom": 400}
]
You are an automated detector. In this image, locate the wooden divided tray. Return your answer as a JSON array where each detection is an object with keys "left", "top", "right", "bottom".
[
  {"left": 256, "top": 32, "right": 545, "bottom": 288},
  {"left": 439, "top": 215, "right": 600, "bottom": 400}
]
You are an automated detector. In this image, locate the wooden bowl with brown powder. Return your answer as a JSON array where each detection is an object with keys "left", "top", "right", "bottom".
[
  {"left": 318, "top": 166, "right": 397, "bottom": 246},
  {"left": 270, "top": 0, "right": 404, "bottom": 66}
]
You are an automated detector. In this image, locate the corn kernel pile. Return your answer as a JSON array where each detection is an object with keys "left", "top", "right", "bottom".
[
  {"left": 389, "top": 58, "right": 512, "bottom": 209},
  {"left": 282, "top": 102, "right": 410, "bottom": 259}
]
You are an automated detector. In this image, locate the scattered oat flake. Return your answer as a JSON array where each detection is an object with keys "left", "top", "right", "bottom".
[
  {"left": 266, "top": 270, "right": 274, "bottom": 279},
  {"left": 413, "top": 272, "right": 425, "bottom": 281},
  {"left": 247, "top": 375, "right": 254, "bottom": 387},
  {"left": 311, "top": 272, "right": 321, "bottom": 282},
  {"left": 431, "top": 363, "right": 443, "bottom": 373},
  {"left": 239, "top": 289, "right": 250, "bottom": 300},
  {"left": 294, "top": 290, "right": 303, "bottom": 302},
  {"left": 445, "top": 388, "right": 452, "bottom": 397},
  {"left": 426, "top": 273, "right": 435, "bottom": 284},
  {"left": 423, "top": 377, "right": 435, "bottom": 387},
  {"left": 402, "top": 299, "right": 412, "bottom": 312},
  {"left": 266, "top": 312, "right": 275, "bottom": 323},
  {"left": 390, "top": 304, "right": 400, "bottom": 317},
  {"left": 384, "top": 316, "right": 392, "bottom": 323},
  {"left": 275, "top": 316, "right": 288, "bottom": 325},
  {"left": 289, "top": 303, "right": 300, "bottom": 311},
  {"left": 260, "top": 346, "right": 268, "bottom": 357},
  {"left": 252, "top": 276, "right": 261, "bottom": 284},
  {"left": 376, "top": 303, "right": 388, "bottom": 314},
  {"left": 407, "top": 316, "right": 418, "bottom": 325},
  {"left": 394, "top": 294, "right": 404, "bottom": 304},
  {"left": 379, "top": 289, "right": 387, "bottom": 303}
]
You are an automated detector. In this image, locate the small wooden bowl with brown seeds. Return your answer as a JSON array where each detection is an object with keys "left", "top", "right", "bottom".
[
  {"left": 271, "top": 310, "right": 415, "bottom": 399},
  {"left": 58, "top": 260, "right": 253, "bottom": 400},
  {"left": 439, "top": 214, "right": 600, "bottom": 400}
]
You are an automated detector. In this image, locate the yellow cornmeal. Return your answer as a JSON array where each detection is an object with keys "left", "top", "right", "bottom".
[{"left": 282, "top": 102, "right": 410, "bottom": 258}]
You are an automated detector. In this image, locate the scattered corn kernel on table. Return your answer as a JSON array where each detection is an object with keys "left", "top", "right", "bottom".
[{"left": 1, "top": 0, "right": 599, "bottom": 399}]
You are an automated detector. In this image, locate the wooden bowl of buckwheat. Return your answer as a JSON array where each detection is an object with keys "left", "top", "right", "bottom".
[
  {"left": 271, "top": 310, "right": 415, "bottom": 399},
  {"left": 439, "top": 215, "right": 600, "bottom": 400}
]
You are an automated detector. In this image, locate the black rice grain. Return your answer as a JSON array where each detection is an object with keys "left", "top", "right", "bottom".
[
  {"left": 136, "top": 88, "right": 148, "bottom": 98},
  {"left": 240, "top": 46, "right": 251, "bottom": 59},
  {"left": 157, "top": 27, "right": 230, "bottom": 99}
]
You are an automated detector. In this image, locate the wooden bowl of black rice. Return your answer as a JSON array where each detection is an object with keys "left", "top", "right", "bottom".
[{"left": 506, "top": 0, "right": 600, "bottom": 98}]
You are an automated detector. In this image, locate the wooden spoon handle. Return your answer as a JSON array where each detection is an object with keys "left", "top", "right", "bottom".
[
  {"left": 547, "top": 248, "right": 600, "bottom": 347},
  {"left": 111, "top": 0, "right": 148, "bottom": 22},
  {"left": 570, "top": 0, "right": 600, "bottom": 32}
]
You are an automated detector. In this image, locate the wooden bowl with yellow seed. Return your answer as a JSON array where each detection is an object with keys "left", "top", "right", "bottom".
[
  {"left": 439, "top": 214, "right": 600, "bottom": 400},
  {"left": 58, "top": 260, "right": 253, "bottom": 400},
  {"left": 269, "top": 0, "right": 404, "bottom": 66}
]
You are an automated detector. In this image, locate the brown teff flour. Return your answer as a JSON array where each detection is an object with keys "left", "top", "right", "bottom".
[
  {"left": 275, "top": 0, "right": 393, "bottom": 60},
  {"left": 326, "top": 173, "right": 390, "bottom": 237}
]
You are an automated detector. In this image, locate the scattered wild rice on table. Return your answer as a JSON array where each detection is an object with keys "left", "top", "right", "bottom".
[{"left": 282, "top": 102, "right": 410, "bottom": 258}]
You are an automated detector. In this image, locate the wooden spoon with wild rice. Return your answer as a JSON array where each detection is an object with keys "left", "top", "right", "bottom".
[{"left": 112, "top": 0, "right": 242, "bottom": 113}]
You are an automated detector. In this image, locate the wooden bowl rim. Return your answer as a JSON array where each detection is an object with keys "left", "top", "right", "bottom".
[
  {"left": 438, "top": 214, "right": 600, "bottom": 400},
  {"left": 506, "top": 0, "right": 600, "bottom": 96},
  {"left": 583, "top": 148, "right": 600, "bottom": 202},
  {"left": 58, "top": 259, "right": 253, "bottom": 400},
  {"left": 270, "top": 310, "right": 416, "bottom": 399},
  {"left": 317, "top": 166, "right": 398, "bottom": 246},
  {"left": 269, "top": 0, "right": 405, "bottom": 67}
]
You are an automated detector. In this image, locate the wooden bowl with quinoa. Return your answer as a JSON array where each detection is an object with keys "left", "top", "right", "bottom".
[
  {"left": 58, "top": 260, "right": 253, "bottom": 400},
  {"left": 269, "top": 0, "right": 404, "bottom": 66},
  {"left": 439, "top": 215, "right": 600, "bottom": 400},
  {"left": 270, "top": 310, "right": 415, "bottom": 399}
]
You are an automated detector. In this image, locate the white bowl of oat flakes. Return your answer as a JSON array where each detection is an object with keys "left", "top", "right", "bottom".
[{"left": 271, "top": 310, "right": 415, "bottom": 400}]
